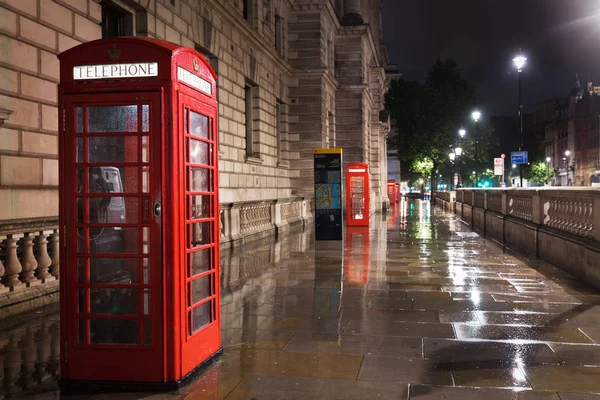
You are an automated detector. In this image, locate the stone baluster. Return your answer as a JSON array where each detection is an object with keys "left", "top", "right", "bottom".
[
  {"left": 19, "top": 233, "right": 38, "bottom": 285},
  {"left": 34, "top": 231, "right": 53, "bottom": 282},
  {"left": 0, "top": 254, "right": 5, "bottom": 291},
  {"left": 2, "top": 234, "right": 23, "bottom": 289},
  {"left": 49, "top": 229, "right": 59, "bottom": 278}
]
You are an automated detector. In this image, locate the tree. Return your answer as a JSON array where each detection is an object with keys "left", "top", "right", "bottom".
[
  {"left": 386, "top": 59, "right": 478, "bottom": 193},
  {"left": 525, "top": 160, "right": 554, "bottom": 185}
]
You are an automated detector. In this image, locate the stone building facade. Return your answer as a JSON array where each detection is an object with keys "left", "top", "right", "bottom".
[{"left": 0, "top": 0, "right": 391, "bottom": 304}]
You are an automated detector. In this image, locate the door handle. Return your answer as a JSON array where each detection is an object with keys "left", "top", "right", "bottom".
[{"left": 154, "top": 202, "right": 162, "bottom": 217}]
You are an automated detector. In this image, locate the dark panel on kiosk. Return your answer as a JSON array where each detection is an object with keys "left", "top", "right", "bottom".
[{"left": 314, "top": 149, "right": 343, "bottom": 241}]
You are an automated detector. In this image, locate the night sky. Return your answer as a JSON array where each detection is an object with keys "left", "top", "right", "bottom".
[{"left": 382, "top": 0, "right": 600, "bottom": 117}]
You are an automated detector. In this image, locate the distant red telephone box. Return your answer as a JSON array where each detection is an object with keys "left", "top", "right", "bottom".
[
  {"left": 345, "top": 163, "right": 370, "bottom": 227},
  {"left": 58, "top": 38, "right": 220, "bottom": 388},
  {"left": 387, "top": 180, "right": 397, "bottom": 204},
  {"left": 395, "top": 183, "right": 400, "bottom": 204}
]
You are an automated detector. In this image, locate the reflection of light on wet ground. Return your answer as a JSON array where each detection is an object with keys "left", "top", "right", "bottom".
[{"left": 5, "top": 200, "right": 600, "bottom": 398}]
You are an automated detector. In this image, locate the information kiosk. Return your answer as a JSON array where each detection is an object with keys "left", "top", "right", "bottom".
[
  {"left": 387, "top": 180, "right": 397, "bottom": 204},
  {"left": 345, "top": 163, "right": 370, "bottom": 227},
  {"left": 58, "top": 37, "right": 220, "bottom": 388}
]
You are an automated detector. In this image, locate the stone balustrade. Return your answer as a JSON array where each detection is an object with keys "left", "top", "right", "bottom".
[
  {"left": 0, "top": 227, "right": 60, "bottom": 295},
  {"left": 434, "top": 188, "right": 600, "bottom": 287}
]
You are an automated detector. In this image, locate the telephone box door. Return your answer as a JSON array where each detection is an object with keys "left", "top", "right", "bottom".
[
  {"left": 178, "top": 93, "right": 221, "bottom": 376},
  {"left": 387, "top": 181, "right": 396, "bottom": 204},
  {"left": 61, "top": 92, "right": 163, "bottom": 382},
  {"left": 346, "top": 163, "right": 369, "bottom": 227}
]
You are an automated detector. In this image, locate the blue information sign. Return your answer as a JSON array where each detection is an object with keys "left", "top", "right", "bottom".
[{"left": 511, "top": 151, "right": 528, "bottom": 165}]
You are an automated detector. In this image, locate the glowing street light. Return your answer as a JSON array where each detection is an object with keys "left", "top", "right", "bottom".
[
  {"left": 454, "top": 147, "right": 463, "bottom": 156},
  {"left": 513, "top": 55, "right": 527, "bottom": 72},
  {"left": 459, "top": 129, "right": 466, "bottom": 138},
  {"left": 546, "top": 157, "right": 551, "bottom": 163},
  {"left": 513, "top": 49, "right": 527, "bottom": 187},
  {"left": 471, "top": 111, "right": 481, "bottom": 122},
  {"left": 565, "top": 150, "right": 571, "bottom": 157},
  {"left": 471, "top": 110, "right": 481, "bottom": 184},
  {"left": 449, "top": 152, "right": 456, "bottom": 161}
]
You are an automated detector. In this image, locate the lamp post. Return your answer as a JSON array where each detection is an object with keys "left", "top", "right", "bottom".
[
  {"left": 455, "top": 146, "right": 463, "bottom": 187},
  {"left": 546, "top": 156, "right": 551, "bottom": 185},
  {"left": 472, "top": 111, "right": 481, "bottom": 185},
  {"left": 565, "top": 150, "right": 571, "bottom": 186},
  {"left": 449, "top": 151, "right": 456, "bottom": 189},
  {"left": 513, "top": 50, "right": 527, "bottom": 188}
]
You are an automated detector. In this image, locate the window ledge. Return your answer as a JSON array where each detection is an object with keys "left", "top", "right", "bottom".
[
  {"left": 245, "top": 156, "right": 264, "bottom": 165},
  {"left": 277, "top": 161, "right": 289, "bottom": 169}
]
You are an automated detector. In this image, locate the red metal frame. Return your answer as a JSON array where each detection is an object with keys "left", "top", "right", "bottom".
[
  {"left": 345, "top": 163, "right": 370, "bottom": 227},
  {"left": 387, "top": 180, "right": 396, "bottom": 204},
  {"left": 58, "top": 38, "right": 220, "bottom": 386}
]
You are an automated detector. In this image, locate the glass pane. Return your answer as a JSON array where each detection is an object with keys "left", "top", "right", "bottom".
[
  {"left": 191, "top": 275, "right": 211, "bottom": 305},
  {"left": 184, "top": 109, "right": 188, "bottom": 134},
  {"left": 142, "top": 166, "right": 149, "bottom": 193},
  {"left": 190, "top": 248, "right": 211, "bottom": 277},
  {"left": 90, "top": 319, "right": 139, "bottom": 345},
  {"left": 78, "top": 319, "right": 85, "bottom": 344},
  {"left": 78, "top": 288, "right": 85, "bottom": 313},
  {"left": 189, "top": 167, "right": 210, "bottom": 192},
  {"left": 142, "top": 136, "right": 149, "bottom": 163},
  {"left": 88, "top": 136, "right": 138, "bottom": 163},
  {"left": 77, "top": 228, "right": 85, "bottom": 253},
  {"left": 77, "top": 258, "right": 86, "bottom": 284},
  {"left": 90, "top": 288, "right": 138, "bottom": 315},
  {"left": 89, "top": 227, "right": 138, "bottom": 254},
  {"left": 143, "top": 227, "right": 149, "bottom": 254},
  {"left": 76, "top": 137, "right": 84, "bottom": 162},
  {"left": 190, "top": 222, "right": 211, "bottom": 247},
  {"left": 144, "top": 289, "right": 150, "bottom": 315},
  {"left": 143, "top": 258, "right": 150, "bottom": 284},
  {"left": 77, "top": 197, "right": 85, "bottom": 224},
  {"left": 76, "top": 107, "right": 84, "bottom": 133},
  {"left": 190, "top": 301, "right": 212, "bottom": 334},
  {"left": 77, "top": 167, "right": 85, "bottom": 193},
  {"left": 142, "top": 105, "right": 149, "bottom": 132},
  {"left": 88, "top": 105, "right": 137, "bottom": 132},
  {"left": 90, "top": 257, "right": 138, "bottom": 284},
  {"left": 87, "top": 196, "right": 137, "bottom": 224},
  {"left": 144, "top": 319, "right": 152, "bottom": 346},
  {"left": 188, "top": 139, "right": 209, "bottom": 165},
  {"left": 88, "top": 166, "right": 138, "bottom": 194},
  {"left": 189, "top": 195, "right": 211, "bottom": 219},
  {"left": 189, "top": 110, "right": 208, "bottom": 139}
]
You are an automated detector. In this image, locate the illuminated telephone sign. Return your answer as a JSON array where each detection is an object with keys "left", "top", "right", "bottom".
[
  {"left": 58, "top": 37, "right": 221, "bottom": 389},
  {"left": 345, "top": 163, "right": 370, "bottom": 227}
]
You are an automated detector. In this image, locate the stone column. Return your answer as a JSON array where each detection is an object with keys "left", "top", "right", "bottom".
[
  {"left": 49, "top": 229, "right": 60, "bottom": 278},
  {"left": 35, "top": 231, "right": 53, "bottom": 281},
  {"left": 342, "top": 0, "right": 364, "bottom": 25},
  {"left": 19, "top": 233, "right": 39, "bottom": 285},
  {"left": 3, "top": 235, "right": 23, "bottom": 289}
]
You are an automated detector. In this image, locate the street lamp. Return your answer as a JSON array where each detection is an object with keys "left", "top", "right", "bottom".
[
  {"left": 546, "top": 157, "right": 552, "bottom": 185},
  {"left": 513, "top": 50, "right": 527, "bottom": 188},
  {"left": 459, "top": 129, "right": 466, "bottom": 138},
  {"left": 472, "top": 110, "right": 481, "bottom": 185},
  {"left": 565, "top": 150, "right": 571, "bottom": 186},
  {"left": 454, "top": 147, "right": 462, "bottom": 156},
  {"left": 449, "top": 152, "right": 456, "bottom": 161}
]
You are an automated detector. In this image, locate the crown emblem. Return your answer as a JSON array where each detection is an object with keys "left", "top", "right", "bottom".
[
  {"left": 193, "top": 59, "right": 199, "bottom": 72},
  {"left": 108, "top": 45, "right": 121, "bottom": 60}
]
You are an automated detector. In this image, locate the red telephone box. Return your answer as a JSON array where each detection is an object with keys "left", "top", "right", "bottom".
[
  {"left": 345, "top": 163, "right": 370, "bottom": 227},
  {"left": 58, "top": 37, "right": 220, "bottom": 388},
  {"left": 387, "top": 180, "right": 397, "bottom": 204},
  {"left": 395, "top": 183, "right": 400, "bottom": 204}
]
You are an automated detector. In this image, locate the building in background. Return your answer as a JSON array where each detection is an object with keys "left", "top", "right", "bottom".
[{"left": 0, "top": 0, "right": 392, "bottom": 244}]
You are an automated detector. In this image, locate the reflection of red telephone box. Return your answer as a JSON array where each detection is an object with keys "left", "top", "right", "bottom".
[
  {"left": 344, "top": 227, "right": 370, "bottom": 284},
  {"left": 58, "top": 38, "right": 220, "bottom": 388},
  {"left": 395, "top": 183, "right": 400, "bottom": 204},
  {"left": 387, "top": 180, "right": 396, "bottom": 204},
  {"left": 345, "top": 163, "right": 370, "bottom": 227}
]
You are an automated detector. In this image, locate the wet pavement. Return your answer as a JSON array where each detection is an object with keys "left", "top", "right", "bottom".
[{"left": 4, "top": 199, "right": 600, "bottom": 398}]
